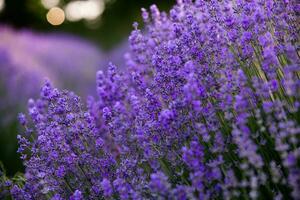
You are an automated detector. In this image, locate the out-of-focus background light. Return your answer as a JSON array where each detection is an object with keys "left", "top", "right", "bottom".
[
  {"left": 0, "top": 0, "right": 175, "bottom": 50},
  {"left": 65, "top": 0, "right": 105, "bottom": 22},
  {"left": 0, "top": 0, "right": 5, "bottom": 12},
  {"left": 41, "top": 0, "right": 60, "bottom": 9},
  {"left": 46, "top": 7, "right": 65, "bottom": 25}
]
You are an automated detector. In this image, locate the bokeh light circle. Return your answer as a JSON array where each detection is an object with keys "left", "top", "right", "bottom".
[{"left": 46, "top": 7, "right": 65, "bottom": 26}]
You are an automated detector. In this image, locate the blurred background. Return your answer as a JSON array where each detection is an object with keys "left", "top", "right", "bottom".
[{"left": 0, "top": 0, "right": 175, "bottom": 176}]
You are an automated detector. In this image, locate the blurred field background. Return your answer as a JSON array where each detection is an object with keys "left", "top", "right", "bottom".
[{"left": 0, "top": 0, "right": 175, "bottom": 176}]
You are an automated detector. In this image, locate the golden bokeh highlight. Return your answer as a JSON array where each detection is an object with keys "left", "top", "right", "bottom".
[
  {"left": 41, "top": 0, "right": 60, "bottom": 9},
  {"left": 0, "top": 0, "right": 5, "bottom": 12},
  {"left": 46, "top": 7, "right": 65, "bottom": 26}
]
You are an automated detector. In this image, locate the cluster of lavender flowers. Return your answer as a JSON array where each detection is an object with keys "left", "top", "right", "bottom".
[
  {"left": 10, "top": 0, "right": 299, "bottom": 199},
  {"left": 0, "top": 161, "right": 24, "bottom": 199},
  {"left": 0, "top": 28, "right": 107, "bottom": 193}
]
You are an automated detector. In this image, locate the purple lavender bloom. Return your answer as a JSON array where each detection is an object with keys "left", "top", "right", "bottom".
[
  {"left": 70, "top": 190, "right": 83, "bottom": 200},
  {"left": 100, "top": 178, "right": 113, "bottom": 198},
  {"left": 149, "top": 171, "right": 171, "bottom": 196},
  {"left": 7, "top": 0, "right": 300, "bottom": 199}
]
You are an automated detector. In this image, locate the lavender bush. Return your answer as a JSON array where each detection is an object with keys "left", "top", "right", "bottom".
[
  {"left": 9, "top": 0, "right": 300, "bottom": 199},
  {"left": 0, "top": 27, "right": 105, "bottom": 191}
]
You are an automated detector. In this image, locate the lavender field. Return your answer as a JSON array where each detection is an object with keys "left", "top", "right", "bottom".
[{"left": 0, "top": 0, "right": 299, "bottom": 199}]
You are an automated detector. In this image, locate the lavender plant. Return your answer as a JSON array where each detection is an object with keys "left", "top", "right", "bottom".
[
  {"left": 0, "top": 27, "right": 104, "bottom": 179},
  {"left": 10, "top": 0, "right": 300, "bottom": 199},
  {"left": 0, "top": 161, "right": 24, "bottom": 199}
]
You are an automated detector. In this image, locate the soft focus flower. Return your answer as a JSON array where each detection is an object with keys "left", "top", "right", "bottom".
[{"left": 0, "top": 27, "right": 104, "bottom": 125}]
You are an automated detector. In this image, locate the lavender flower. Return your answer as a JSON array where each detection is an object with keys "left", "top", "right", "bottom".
[
  {"left": 9, "top": 0, "right": 300, "bottom": 199},
  {"left": 100, "top": 178, "right": 113, "bottom": 198}
]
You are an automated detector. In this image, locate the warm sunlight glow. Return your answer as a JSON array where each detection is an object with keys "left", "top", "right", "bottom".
[
  {"left": 41, "top": 0, "right": 60, "bottom": 9},
  {"left": 65, "top": 0, "right": 105, "bottom": 22},
  {"left": 0, "top": 0, "right": 5, "bottom": 12},
  {"left": 46, "top": 7, "right": 65, "bottom": 26}
]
